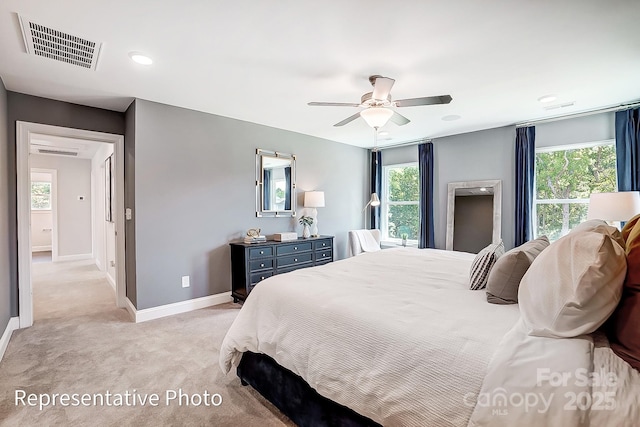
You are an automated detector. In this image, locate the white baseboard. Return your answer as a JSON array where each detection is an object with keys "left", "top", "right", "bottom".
[
  {"left": 105, "top": 272, "right": 116, "bottom": 291},
  {"left": 126, "top": 292, "right": 233, "bottom": 323},
  {"left": 95, "top": 258, "right": 103, "bottom": 270},
  {"left": 0, "top": 317, "right": 20, "bottom": 363},
  {"left": 32, "top": 245, "right": 52, "bottom": 252},
  {"left": 54, "top": 253, "right": 92, "bottom": 263}
]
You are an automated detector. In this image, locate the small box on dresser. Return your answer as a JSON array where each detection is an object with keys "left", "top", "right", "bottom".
[{"left": 230, "top": 235, "right": 334, "bottom": 303}]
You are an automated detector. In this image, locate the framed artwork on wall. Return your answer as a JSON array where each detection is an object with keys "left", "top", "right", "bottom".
[{"left": 105, "top": 154, "right": 114, "bottom": 222}]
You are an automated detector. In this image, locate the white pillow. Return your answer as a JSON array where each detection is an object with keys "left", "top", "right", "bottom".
[
  {"left": 518, "top": 229, "right": 626, "bottom": 338},
  {"left": 570, "top": 219, "right": 625, "bottom": 247}
]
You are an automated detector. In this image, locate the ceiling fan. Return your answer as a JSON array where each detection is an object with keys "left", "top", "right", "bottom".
[{"left": 308, "top": 75, "right": 452, "bottom": 128}]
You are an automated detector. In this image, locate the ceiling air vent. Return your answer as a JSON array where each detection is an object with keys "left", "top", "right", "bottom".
[
  {"left": 18, "top": 15, "right": 102, "bottom": 70},
  {"left": 544, "top": 101, "right": 576, "bottom": 111},
  {"left": 37, "top": 149, "right": 79, "bottom": 157}
]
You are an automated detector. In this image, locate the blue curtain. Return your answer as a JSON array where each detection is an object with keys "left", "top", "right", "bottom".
[
  {"left": 418, "top": 142, "right": 435, "bottom": 249},
  {"left": 284, "top": 167, "right": 292, "bottom": 210},
  {"left": 514, "top": 126, "right": 536, "bottom": 247},
  {"left": 370, "top": 150, "right": 382, "bottom": 229},
  {"left": 615, "top": 108, "right": 640, "bottom": 192},
  {"left": 263, "top": 169, "right": 272, "bottom": 210}
]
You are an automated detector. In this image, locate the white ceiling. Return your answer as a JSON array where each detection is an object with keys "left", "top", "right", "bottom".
[
  {"left": 1, "top": 0, "right": 639, "bottom": 149},
  {"left": 30, "top": 134, "right": 103, "bottom": 159}
]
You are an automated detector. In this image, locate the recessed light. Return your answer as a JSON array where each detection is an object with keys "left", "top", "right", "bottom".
[
  {"left": 442, "top": 115, "right": 461, "bottom": 121},
  {"left": 480, "top": 187, "right": 488, "bottom": 192},
  {"left": 378, "top": 131, "right": 389, "bottom": 137},
  {"left": 538, "top": 95, "right": 557, "bottom": 103},
  {"left": 129, "top": 52, "right": 153, "bottom": 65}
]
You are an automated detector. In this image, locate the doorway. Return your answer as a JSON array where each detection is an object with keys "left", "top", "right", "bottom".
[{"left": 17, "top": 122, "right": 126, "bottom": 328}]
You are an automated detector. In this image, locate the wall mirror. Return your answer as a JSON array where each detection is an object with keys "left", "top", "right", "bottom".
[
  {"left": 446, "top": 180, "right": 502, "bottom": 253},
  {"left": 256, "top": 149, "right": 296, "bottom": 217}
]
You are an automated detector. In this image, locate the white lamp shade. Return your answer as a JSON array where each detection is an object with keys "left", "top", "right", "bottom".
[
  {"left": 370, "top": 193, "right": 380, "bottom": 207},
  {"left": 360, "top": 108, "right": 393, "bottom": 128},
  {"left": 587, "top": 191, "right": 640, "bottom": 221},
  {"left": 304, "top": 191, "right": 325, "bottom": 208}
]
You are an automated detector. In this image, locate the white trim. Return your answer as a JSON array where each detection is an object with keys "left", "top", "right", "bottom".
[
  {"left": 535, "top": 139, "right": 614, "bottom": 153},
  {"left": 125, "top": 298, "right": 137, "bottom": 322},
  {"left": 17, "top": 122, "right": 126, "bottom": 328},
  {"left": 32, "top": 245, "right": 52, "bottom": 252},
  {"left": 381, "top": 162, "right": 419, "bottom": 241},
  {"left": 106, "top": 272, "right": 116, "bottom": 292},
  {"left": 127, "top": 292, "right": 233, "bottom": 323},
  {"left": 0, "top": 317, "right": 20, "bottom": 362},
  {"left": 54, "top": 253, "right": 93, "bottom": 262}
]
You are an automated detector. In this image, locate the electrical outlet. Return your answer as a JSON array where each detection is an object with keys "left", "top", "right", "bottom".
[
  {"left": 110, "top": 260, "right": 116, "bottom": 267},
  {"left": 181, "top": 276, "right": 190, "bottom": 288}
]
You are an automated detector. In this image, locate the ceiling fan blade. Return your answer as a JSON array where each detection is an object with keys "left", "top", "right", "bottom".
[
  {"left": 333, "top": 112, "right": 362, "bottom": 127},
  {"left": 389, "top": 111, "right": 410, "bottom": 126},
  {"left": 394, "top": 95, "right": 452, "bottom": 107},
  {"left": 372, "top": 77, "right": 395, "bottom": 101},
  {"left": 308, "top": 102, "right": 361, "bottom": 107}
]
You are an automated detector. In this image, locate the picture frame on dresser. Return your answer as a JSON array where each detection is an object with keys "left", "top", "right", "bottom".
[{"left": 229, "top": 235, "right": 334, "bottom": 302}]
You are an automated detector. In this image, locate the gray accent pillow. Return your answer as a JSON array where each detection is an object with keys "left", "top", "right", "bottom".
[
  {"left": 486, "top": 236, "right": 550, "bottom": 304},
  {"left": 469, "top": 241, "right": 505, "bottom": 290}
]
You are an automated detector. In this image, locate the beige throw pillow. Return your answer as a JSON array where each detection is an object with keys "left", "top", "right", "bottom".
[
  {"left": 518, "top": 229, "right": 626, "bottom": 338},
  {"left": 486, "top": 236, "right": 549, "bottom": 304}
]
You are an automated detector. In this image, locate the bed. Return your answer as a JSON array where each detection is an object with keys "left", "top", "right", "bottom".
[{"left": 220, "top": 240, "right": 640, "bottom": 426}]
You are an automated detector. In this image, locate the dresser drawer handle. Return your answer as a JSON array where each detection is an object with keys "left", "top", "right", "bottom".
[
  {"left": 294, "top": 258, "right": 298, "bottom": 262},
  {"left": 322, "top": 253, "right": 326, "bottom": 257},
  {"left": 259, "top": 250, "right": 264, "bottom": 254},
  {"left": 261, "top": 276, "right": 265, "bottom": 280},
  {"left": 322, "top": 243, "right": 326, "bottom": 246},
  {"left": 260, "top": 263, "right": 265, "bottom": 267},
  {"left": 294, "top": 246, "right": 297, "bottom": 250}
]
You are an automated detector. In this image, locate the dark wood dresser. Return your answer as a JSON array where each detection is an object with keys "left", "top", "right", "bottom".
[{"left": 230, "top": 236, "right": 334, "bottom": 302}]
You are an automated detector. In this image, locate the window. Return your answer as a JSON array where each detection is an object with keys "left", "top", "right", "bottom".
[
  {"left": 31, "top": 181, "right": 52, "bottom": 210},
  {"left": 534, "top": 141, "right": 616, "bottom": 241},
  {"left": 382, "top": 163, "right": 419, "bottom": 243}
]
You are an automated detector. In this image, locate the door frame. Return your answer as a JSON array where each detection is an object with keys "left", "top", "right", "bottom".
[
  {"left": 29, "top": 168, "right": 58, "bottom": 258},
  {"left": 17, "top": 121, "right": 126, "bottom": 328}
]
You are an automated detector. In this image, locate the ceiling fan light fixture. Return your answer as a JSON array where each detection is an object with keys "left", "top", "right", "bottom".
[{"left": 360, "top": 108, "right": 393, "bottom": 128}]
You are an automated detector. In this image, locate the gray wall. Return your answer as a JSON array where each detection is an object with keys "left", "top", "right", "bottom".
[
  {"left": 0, "top": 78, "right": 10, "bottom": 332},
  {"left": 124, "top": 101, "right": 137, "bottom": 307},
  {"left": 6, "top": 92, "right": 125, "bottom": 316},
  {"left": 379, "top": 111, "right": 615, "bottom": 251},
  {"left": 31, "top": 155, "right": 93, "bottom": 257},
  {"left": 130, "top": 99, "right": 367, "bottom": 310},
  {"left": 453, "top": 195, "right": 494, "bottom": 253},
  {"left": 434, "top": 126, "right": 516, "bottom": 250}
]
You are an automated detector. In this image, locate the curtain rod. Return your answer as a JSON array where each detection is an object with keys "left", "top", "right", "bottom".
[
  {"left": 376, "top": 138, "right": 432, "bottom": 151},
  {"left": 515, "top": 101, "right": 640, "bottom": 128},
  {"left": 373, "top": 100, "right": 640, "bottom": 150}
]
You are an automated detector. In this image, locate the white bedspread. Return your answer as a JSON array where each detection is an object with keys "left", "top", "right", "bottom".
[
  {"left": 220, "top": 248, "right": 521, "bottom": 427},
  {"left": 468, "top": 319, "right": 640, "bottom": 427}
]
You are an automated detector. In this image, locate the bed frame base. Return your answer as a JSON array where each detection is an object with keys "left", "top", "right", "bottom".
[{"left": 237, "top": 351, "right": 381, "bottom": 427}]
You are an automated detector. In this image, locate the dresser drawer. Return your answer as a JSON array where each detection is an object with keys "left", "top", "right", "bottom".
[
  {"left": 314, "top": 239, "right": 332, "bottom": 250},
  {"left": 316, "top": 249, "right": 332, "bottom": 262},
  {"left": 278, "top": 263, "right": 313, "bottom": 275},
  {"left": 249, "top": 258, "right": 273, "bottom": 271},
  {"left": 276, "top": 242, "right": 312, "bottom": 256},
  {"left": 277, "top": 252, "right": 313, "bottom": 268},
  {"left": 249, "top": 246, "right": 273, "bottom": 259},
  {"left": 250, "top": 270, "right": 273, "bottom": 285}
]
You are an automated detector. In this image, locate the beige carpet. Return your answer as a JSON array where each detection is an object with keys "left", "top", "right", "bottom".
[{"left": 0, "top": 260, "right": 294, "bottom": 426}]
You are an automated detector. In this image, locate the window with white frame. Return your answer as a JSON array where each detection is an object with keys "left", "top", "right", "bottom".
[
  {"left": 534, "top": 140, "right": 616, "bottom": 241},
  {"left": 382, "top": 162, "right": 419, "bottom": 243},
  {"left": 31, "top": 181, "right": 52, "bottom": 210}
]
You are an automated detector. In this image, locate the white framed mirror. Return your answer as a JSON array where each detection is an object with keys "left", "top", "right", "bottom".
[
  {"left": 256, "top": 149, "right": 296, "bottom": 217},
  {"left": 446, "top": 180, "right": 502, "bottom": 253}
]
